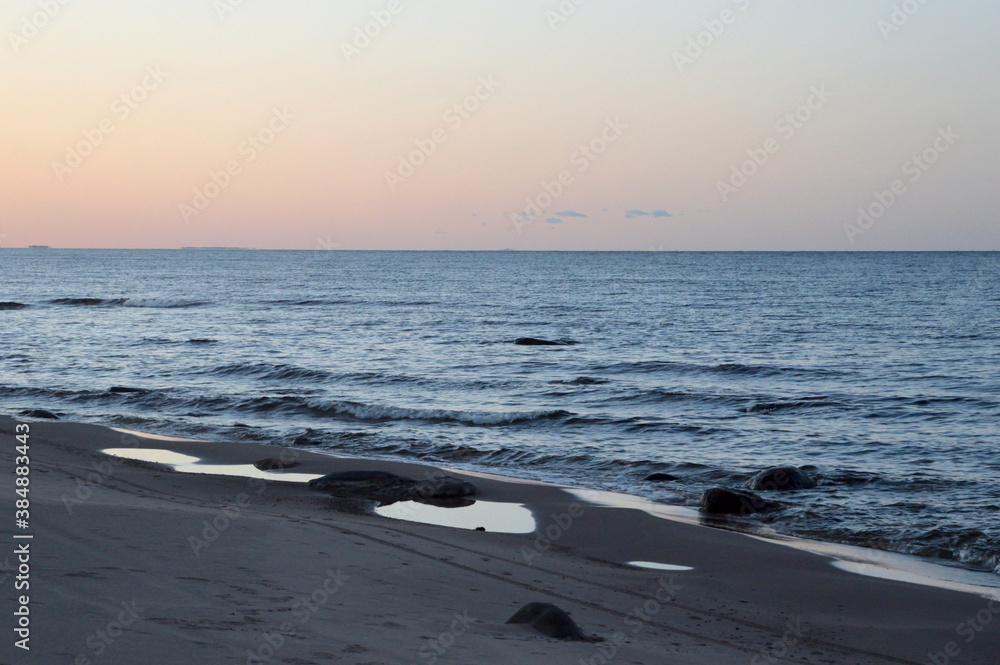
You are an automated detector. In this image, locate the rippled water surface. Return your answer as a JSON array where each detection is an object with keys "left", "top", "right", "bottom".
[{"left": 2, "top": 250, "right": 998, "bottom": 572}]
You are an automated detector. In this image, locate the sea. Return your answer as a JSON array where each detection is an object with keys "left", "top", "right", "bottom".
[{"left": 1, "top": 250, "right": 998, "bottom": 575}]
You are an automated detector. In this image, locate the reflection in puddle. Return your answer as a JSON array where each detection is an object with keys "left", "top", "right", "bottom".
[
  {"left": 109, "top": 428, "right": 207, "bottom": 443},
  {"left": 104, "top": 448, "right": 200, "bottom": 465},
  {"left": 102, "top": 448, "right": 323, "bottom": 484},
  {"left": 628, "top": 561, "right": 694, "bottom": 572},
  {"left": 375, "top": 500, "right": 536, "bottom": 534}
]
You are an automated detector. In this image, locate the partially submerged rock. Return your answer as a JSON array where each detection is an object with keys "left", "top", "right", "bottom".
[
  {"left": 514, "top": 338, "right": 578, "bottom": 347},
  {"left": 746, "top": 466, "right": 816, "bottom": 491},
  {"left": 307, "top": 470, "right": 476, "bottom": 504},
  {"left": 20, "top": 409, "right": 59, "bottom": 420},
  {"left": 292, "top": 429, "right": 322, "bottom": 446},
  {"left": 253, "top": 457, "right": 301, "bottom": 471},
  {"left": 644, "top": 473, "right": 678, "bottom": 482},
  {"left": 506, "top": 603, "right": 592, "bottom": 641},
  {"left": 700, "top": 487, "right": 774, "bottom": 515}
]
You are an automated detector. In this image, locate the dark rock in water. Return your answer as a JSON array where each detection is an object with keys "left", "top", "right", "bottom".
[
  {"left": 19, "top": 409, "right": 59, "bottom": 420},
  {"left": 746, "top": 466, "right": 816, "bottom": 491},
  {"left": 254, "top": 457, "right": 301, "bottom": 471},
  {"left": 0, "top": 302, "right": 28, "bottom": 310},
  {"left": 51, "top": 298, "right": 105, "bottom": 306},
  {"left": 307, "top": 470, "right": 477, "bottom": 504},
  {"left": 109, "top": 386, "right": 149, "bottom": 394},
  {"left": 514, "top": 338, "right": 578, "bottom": 347},
  {"left": 644, "top": 473, "right": 678, "bottom": 482},
  {"left": 700, "top": 487, "right": 774, "bottom": 515},
  {"left": 475, "top": 526, "right": 486, "bottom": 532},
  {"left": 292, "top": 428, "right": 322, "bottom": 446},
  {"left": 506, "top": 603, "right": 591, "bottom": 641}
]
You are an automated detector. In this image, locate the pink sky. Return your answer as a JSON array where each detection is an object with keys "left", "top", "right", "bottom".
[{"left": 2, "top": 0, "right": 998, "bottom": 250}]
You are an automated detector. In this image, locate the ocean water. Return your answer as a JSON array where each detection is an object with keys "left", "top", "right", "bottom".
[{"left": 2, "top": 250, "right": 998, "bottom": 574}]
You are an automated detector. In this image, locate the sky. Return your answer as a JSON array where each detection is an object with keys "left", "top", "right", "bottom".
[{"left": 1, "top": 0, "right": 998, "bottom": 250}]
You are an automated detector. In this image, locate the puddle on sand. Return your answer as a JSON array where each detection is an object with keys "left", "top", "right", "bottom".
[
  {"left": 627, "top": 561, "right": 694, "bottom": 572},
  {"left": 375, "top": 500, "right": 536, "bottom": 534},
  {"left": 102, "top": 448, "right": 323, "bottom": 484},
  {"left": 109, "top": 427, "right": 207, "bottom": 443},
  {"left": 567, "top": 487, "right": 1000, "bottom": 601}
]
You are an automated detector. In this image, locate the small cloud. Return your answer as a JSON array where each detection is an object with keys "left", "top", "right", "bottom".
[
  {"left": 652, "top": 210, "right": 672, "bottom": 218},
  {"left": 481, "top": 221, "right": 487, "bottom": 227},
  {"left": 471, "top": 213, "right": 478, "bottom": 217},
  {"left": 554, "top": 210, "right": 588, "bottom": 218},
  {"left": 546, "top": 217, "right": 563, "bottom": 224},
  {"left": 625, "top": 210, "right": 650, "bottom": 219},
  {"left": 434, "top": 229, "right": 447, "bottom": 235}
]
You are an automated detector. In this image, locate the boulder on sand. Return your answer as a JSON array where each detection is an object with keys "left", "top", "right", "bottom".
[
  {"left": 307, "top": 470, "right": 476, "bottom": 504},
  {"left": 700, "top": 487, "right": 774, "bottom": 515},
  {"left": 253, "top": 457, "right": 301, "bottom": 471},
  {"left": 506, "top": 603, "right": 593, "bottom": 641},
  {"left": 746, "top": 466, "right": 816, "bottom": 491}
]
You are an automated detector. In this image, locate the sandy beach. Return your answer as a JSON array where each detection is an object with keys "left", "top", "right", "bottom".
[{"left": 2, "top": 414, "right": 998, "bottom": 665}]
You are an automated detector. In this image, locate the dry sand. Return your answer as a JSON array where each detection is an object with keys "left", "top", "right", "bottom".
[{"left": 1, "top": 415, "right": 998, "bottom": 664}]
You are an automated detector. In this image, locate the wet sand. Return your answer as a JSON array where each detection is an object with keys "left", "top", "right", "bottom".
[{"left": 1, "top": 415, "right": 997, "bottom": 664}]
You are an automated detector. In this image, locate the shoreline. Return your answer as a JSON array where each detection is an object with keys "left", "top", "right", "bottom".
[
  {"left": 3, "top": 415, "right": 999, "bottom": 664},
  {"left": 106, "top": 426, "right": 1000, "bottom": 601}
]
